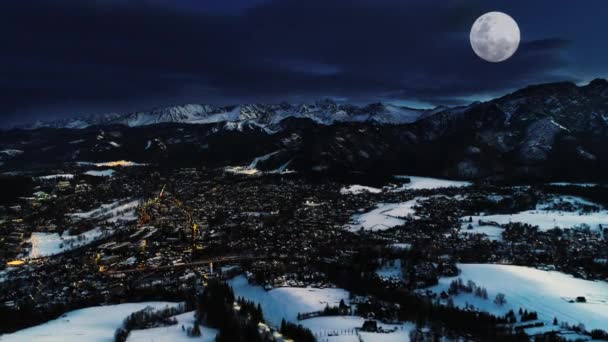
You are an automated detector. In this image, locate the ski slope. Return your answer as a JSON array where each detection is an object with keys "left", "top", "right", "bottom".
[
  {"left": 393, "top": 176, "right": 471, "bottom": 190},
  {"left": 128, "top": 311, "right": 218, "bottom": 342},
  {"left": 428, "top": 264, "right": 608, "bottom": 331},
  {"left": 27, "top": 228, "right": 108, "bottom": 258},
  {"left": 228, "top": 276, "right": 349, "bottom": 326},
  {"left": 1, "top": 302, "right": 180, "bottom": 342}
]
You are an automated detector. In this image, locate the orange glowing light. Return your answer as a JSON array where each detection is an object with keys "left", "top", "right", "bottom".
[{"left": 7, "top": 260, "right": 25, "bottom": 266}]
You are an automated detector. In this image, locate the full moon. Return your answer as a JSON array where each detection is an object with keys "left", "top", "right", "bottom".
[{"left": 470, "top": 11, "right": 520, "bottom": 63}]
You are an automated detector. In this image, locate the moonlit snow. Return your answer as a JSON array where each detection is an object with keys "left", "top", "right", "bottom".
[
  {"left": 37, "top": 174, "right": 74, "bottom": 180},
  {"left": 27, "top": 228, "right": 106, "bottom": 258},
  {"left": 128, "top": 311, "right": 218, "bottom": 342},
  {"left": 376, "top": 259, "right": 403, "bottom": 280},
  {"left": 463, "top": 195, "right": 608, "bottom": 232},
  {"left": 2, "top": 302, "right": 180, "bottom": 342},
  {"left": 0, "top": 149, "right": 24, "bottom": 157},
  {"left": 347, "top": 195, "right": 466, "bottom": 232},
  {"left": 84, "top": 169, "right": 115, "bottom": 177},
  {"left": 346, "top": 198, "right": 424, "bottom": 232},
  {"left": 340, "top": 184, "right": 383, "bottom": 195},
  {"left": 461, "top": 224, "right": 504, "bottom": 241},
  {"left": 428, "top": 264, "right": 608, "bottom": 331},
  {"left": 69, "top": 199, "right": 141, "bottom": 223},
  {"left": 393, "top": 176, "right": 472, "bottom": 190},
  {"left": 300, "top": 316, "right": 415, "bottom": 342},
  {"left": 228, "top": 275, "right": 350, "bottom": 326},
  {"left": 224, "top": 150, "right": 294, "bottom": 175},
  {"left": 340, "top": 176, "right": 472, "bottom": 195},
  {"left": 228, "top": 276, "right": 414, "bottom": 341},
  {"left": 548, "top": 182, "right": 600, "bottom": 188}
]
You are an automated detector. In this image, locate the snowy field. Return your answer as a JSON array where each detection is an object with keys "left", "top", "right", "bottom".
[
  {"left": 376, "top": 259, "right": 403, "bottom": 280},
  {"left": 536, "top": 195, "right": 599, "bottom": 210},
  {"left": 347, "top": 195, "right": 467, "bottom": 232},
  {"left": 84, "top": 169, "right": 115, "bottom": 177},
  {"left": 346, "top": 198, "right": 424, "bottom": 232},
  {"left": 37, "top": 174, "right": 74, "bottom": 180},
  {"left": 340, "top": 176, "right": 471, "bottom": 196},
  {"left": 428, "top": 264, "right": 608, "bottom": 331},
  {"left": 0, "top": 149, "right": 24, "bottom": 157},
  {"left": 224, "top": 163, "right": 294, "bottom": 176},
  {"left": 340, "top": 185, "right": 383, "bottom": 195},
  {"left": 69, "top": 199, "right": 141, "bottom": 223},
  {"left": 27, "top": 228, "right": 108, "bottom": 258},
  {"left": 128, "top": 311, "right": 218, "bottom": 342},
  {"left": 224, "top": 166, "right": 261, "bottom": 175},
  {"left": 463, "top": 195, "right": 608, "bottom": 232},
  {"left": 300, "top": 316, "right": 414, "bottom": 342},
  {"left": 224, "top": 150, "right": 297, "bottom": 175},
  {"left": 393, "top": 176, "right": 471, "bottom": 190},
  {"left": 1, "top": 302, "right": 180, "bottom": 342},
  {"left": 24, "top": 200, "right": 141, "bottom": 258},
  {"left": 460, "top": 224, "right": 504, "bottom": 241},
  {"left": 228, "top": 276, "right": 350, "bottom": 326},
  {"left": 548, "top": 182, "right": 600, "bottom": 188},
  {"left": 228, "top": 276, "right": 414, "bottom": 341}
]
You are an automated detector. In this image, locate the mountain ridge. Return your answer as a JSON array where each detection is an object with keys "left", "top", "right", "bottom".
[
  {"left": 15, "top": 101, "right": 435, "bottom": 130},
  {"left": 3, "top": 79, "right": 608, "bottom": 182}
]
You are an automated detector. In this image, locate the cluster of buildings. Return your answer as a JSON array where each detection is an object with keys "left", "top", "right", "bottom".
[{"left": 0, "top": 165, "right": 606, "bottom": 335}]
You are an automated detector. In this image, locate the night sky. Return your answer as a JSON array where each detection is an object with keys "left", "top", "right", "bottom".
[{"left": 1, "top": 0, "right": 607, "bottom": 125}]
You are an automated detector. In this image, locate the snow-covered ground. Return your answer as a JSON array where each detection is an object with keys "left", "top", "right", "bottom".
[
  {"left": 463, "top": 196, "right": 608, "bottom": 232},
  {"left": 0, "top": 268, "right": 15, "bottom": 284},
  {"left": 228, "top": 276, "right": 350, "bottom": 326},
  {"left": 84, "top": 169, "right": 115, "bottom": 177},
  {"left": 341, "top": 176, "right": 471, "bottom": 195},
  {"left": 69, "top": 199, "right": 141, "bottom": 223},
  {"left": 37, "top": 174, "right": 74, "bottom": 180},
  {"left": 393, "top": 176, "right": 472, "bottom": 190},
  {"left": 376, "top": 259, "right": 403, "bottom": 280},
  {"left": 299, "top": 316, "right": 414, "bottom": 342},
  {"left": 548, "top": 182, "right": 600, "bottom": 188},
  {"left": 536, "top": 195, "right": 599, "bottom": 210},
  {"left": 228, "top": 276, "right": 414, "bottom": 341},
  {"left": 390, "top": 243, "right": 412, "bottom": 251},
  {"left": 27, "top": 228, "right": 108, "bottom": 258},
  {"left": 224, "top": 165, "right": 294, "bottom": 176},
  {"left": 24, "top": 200, "right": 140, "bottom": 258},
  {"left": 270, "top": 159, "right": 296, "bottom": 174},
  {"left": 224, "top": 166, "right": 260, "bottom": 175},
  {"left": 1, "top": 302, "right": 180, "bottom": 342},
  {"left": 248, "top": 150, "right": 283, "bottom": 169},
  {"left": 223, "top": 151, "right": 295, "bottom": 176},
  {"left": 428, "top": 264, "right": 608, "bottom": 331},
  {"left": 460, "top": 224, "right": 504, "bottom": 241},
  {"left": 340, "top": 185, "right": 383, "bottom": 195},
  {"left": 0, "top": 149, "right": 24, "bottom": 157},
  {"left": 346, "top": 198, "right": 425, "bottom": 232},
  {"left": 128, "top": 311, "right": 217, "bottom": 342}
]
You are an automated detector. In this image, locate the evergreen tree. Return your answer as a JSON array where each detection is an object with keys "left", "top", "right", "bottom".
[{"left": 191, "top": 323, "right": 201, "bottom": 337}]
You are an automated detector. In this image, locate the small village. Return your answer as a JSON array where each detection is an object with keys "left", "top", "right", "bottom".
[{"left": 1, "top": 165, "right": 607, "bottom": 341}]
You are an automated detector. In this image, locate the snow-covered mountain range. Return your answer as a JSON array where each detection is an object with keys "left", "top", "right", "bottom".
[
  {"left": 4, "top": 79, "right": 608, "bottom": 181},
  {"left": 18, "top": 101, "right": 434, "bottom": 130}
]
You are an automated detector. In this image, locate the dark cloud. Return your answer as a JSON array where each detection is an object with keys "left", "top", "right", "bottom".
[
  {"left": 523, "top": 38, "right": 570, "bottom": 52},
  {"left": 0, "top": 0, "right": 600, "bottom": 125}
]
